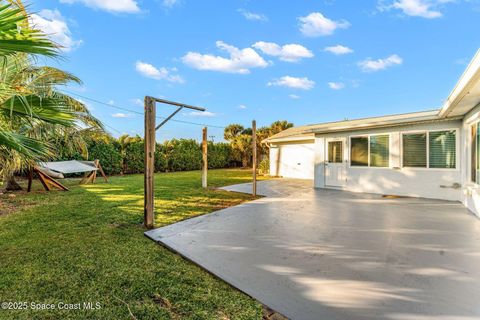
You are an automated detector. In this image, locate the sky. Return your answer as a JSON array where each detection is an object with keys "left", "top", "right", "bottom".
[{"left": 30, "top": 0, "right": 479, "bottom": 142}]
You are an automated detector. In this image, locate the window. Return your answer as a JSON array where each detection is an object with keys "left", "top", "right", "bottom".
[
  {"left": 350, "top": 135, "right": 390, "bottom": 167},
  {"left": 403, "top": 133, "right": 427, "bottom": 167},
  {"left": 328, "top": 141, "right": 343, "bottom": 163},
  {"left": 370, "top": 135, "right": 390, "bottom": 167},
  {"left": 472, "top": 124, "right": 480, "bottom": 183},
  {"left": 350, "top": 137, "right": 368, "bottom": 166},
  {"left": 402, "top": 130, "right": 456, "bottom": 169},
  {"left": 429, "top": 130, "right": 456, "bottom": 168}
]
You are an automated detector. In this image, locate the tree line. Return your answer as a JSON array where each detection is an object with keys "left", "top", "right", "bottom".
[{"left": 54, "top": 119, "right": 293, "bottom": 177}]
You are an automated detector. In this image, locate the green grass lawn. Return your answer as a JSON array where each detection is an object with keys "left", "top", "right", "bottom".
[{"left": 0, "top": 169, "right": 265, "bottom": 320}]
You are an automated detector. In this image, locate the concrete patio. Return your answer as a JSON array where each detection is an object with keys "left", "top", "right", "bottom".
[{"left": 145, "top": 179, "right": 480, "bottom": 320}]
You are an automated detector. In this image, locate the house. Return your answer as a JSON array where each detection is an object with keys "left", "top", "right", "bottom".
[{"left": 264, "top": 49, "right": 480, "bottom": 217}]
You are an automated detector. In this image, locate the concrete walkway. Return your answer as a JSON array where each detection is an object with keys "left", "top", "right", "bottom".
[{"left": 145, "top": 179, "right": 480, "bottom": 320}]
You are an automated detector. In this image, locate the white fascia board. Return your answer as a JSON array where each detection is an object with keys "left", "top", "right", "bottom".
[{"left": 440, "top": 49, "right": 480, "bottom": 118}]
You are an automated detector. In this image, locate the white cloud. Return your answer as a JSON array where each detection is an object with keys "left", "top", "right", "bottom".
[
  {"left": 238, "top": 9, "right": 268, "bottom": 21},
  {"left": 378, "top": 0, "right": 452, "bottom": 18},
  {"left": 131, "top": 98, "right": 143, "bottom": 106},
  {"left": 299, "top": 12, "right": 350, "bottom": 37},
  {"left": 30, "top": 9, "right": 82, "bottom": 52},
  {"left": 112, "top": 113, "right": 134, "bottom": 118},
  {"left": 328, "top": 82, "right": 345, "bottom": 90},
  {"left": 289, "top": 94, "right": 301, "bottom": 99},
  {"left": 59, "top": 0, "right": 140, "bottom": 13},
  {"left": 135, "top": 61, "right": 185, "bottom": 83},
  {"left": 358, "top": 54, "right": 403, "bottom": 72},
  {"left": 238, "top": 104, "right": 247, "bottom": 109},
  {"left": 108, "top": 100, "right": 115, "bottom": 105},
  {"left": 268, "top": 76, "right": 315, "bottom": 90},
  {"left": 163, "top": 0, "right": 180, "bottom": 8},
  {"left": 324, "top": 45, "right": 354, "bottom": 55},
  {"left": 186, "top": 111, "right": 217, "bottom": 117},
  {"left": 182, "top": 41, "right": 268, "bottom": 74},
  {"left": 253, "top": 41, "right": 314, "bottom": 62}
]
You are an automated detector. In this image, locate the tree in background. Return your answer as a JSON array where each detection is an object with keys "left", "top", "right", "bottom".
[
  {"left": 118, "top": 134, "right": 142, "bottom": 173},
  {"left": 269, "top": 120, "right": 294, "bottom": 136},
  {"left": 223, "top": 120, "right": 294, "bottom": 168},
  {"left": 223, "top": 124, "right": 245, "bottom": 141},
  {"left": 223, "top": 124, "right": 251, "bottom": 168}
]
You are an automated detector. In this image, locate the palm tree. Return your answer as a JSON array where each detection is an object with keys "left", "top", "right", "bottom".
[
  {"left": 0, "top": 1, "right": 104, "bottom": 190},
  {"left": 232, "top": 134, "right": 252, "bottom": 168},
  {"left": 1, "top": 57, "right": 103, "bottom": 189},
  {"left": 269, "top": 120, "right": 294, "bottom": 136},
  {"left": 224, "top": 124, "right": 245, "bottom": 141},
  {"left": 0, "top": 1, "right": 61, "bottom": 158}
]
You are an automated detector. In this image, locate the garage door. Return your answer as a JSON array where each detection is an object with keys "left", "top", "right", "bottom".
[{"left": 276, "top": 143, "right": 315, "bottom": 180}]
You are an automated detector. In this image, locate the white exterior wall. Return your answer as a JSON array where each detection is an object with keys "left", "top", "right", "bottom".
[
  {"left": 461, "top": 104, "right": 480, "bottom": 217},
  {"left": 269, "top": 140, "right": 315, "bottom": 179},
  {"left": 313, "top": 120, "right": 463, "bottom": 201}
]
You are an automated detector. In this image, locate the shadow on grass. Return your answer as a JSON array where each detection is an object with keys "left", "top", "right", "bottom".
[{"left": 0, "top": 169, "right": 265, "bottom": 320}]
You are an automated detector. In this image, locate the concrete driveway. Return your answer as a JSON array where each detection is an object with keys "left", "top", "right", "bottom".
[{"left": 145, "top": 179, "right": 480, "bottom": 320}]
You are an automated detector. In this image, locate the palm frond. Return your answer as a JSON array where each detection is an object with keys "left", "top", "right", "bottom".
[
  {"left": 1, "top": 94, "right": 76, "bottom": 126},
  {"left": 0, "top": 4, "right": 58, "bottom": 57},
  {"left": 0, "top": 129, "right": 50, "bottom": 159}
]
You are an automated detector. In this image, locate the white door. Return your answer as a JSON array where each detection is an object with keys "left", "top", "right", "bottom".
[{"left": 325, "top": 138, "right": 347, "bottom": 187}]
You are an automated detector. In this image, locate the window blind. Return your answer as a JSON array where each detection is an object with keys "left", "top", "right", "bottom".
[
  {"left": 429, "top": 130, "right": 456, "bottom": 169},
  {"left": 403, "top": 133, "right": 427, "bottom": 167},
  {"left": 370, "top": 135, "right": 389, "bottom": 167}
]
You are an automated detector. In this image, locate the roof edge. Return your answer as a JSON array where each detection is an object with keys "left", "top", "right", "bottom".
[{"left": 439, "top": 49, "right": 480, "bottom": 118}]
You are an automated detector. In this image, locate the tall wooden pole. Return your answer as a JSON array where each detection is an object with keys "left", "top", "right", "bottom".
[
  {"left": 202, "top": 127, "right": 208, "bottom": 189},
  {"left": 144, "top": 96, "right": 156, "bottom": 229},
  {"left": 252, "top": 120, "right": 257, "bottom": 197}
]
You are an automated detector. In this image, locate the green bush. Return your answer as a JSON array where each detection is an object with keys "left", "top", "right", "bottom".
[
  {"left": 165, "top": 139, "right": 202, "bottom": 172},
  {"left": 155, "top": 144, "right": 167, "bottom": 172},
  {"left": 52, "top": 136, "right": 235, "bottom": 176},
  {"left": 258, "top": 158, "right": 270, "bottom": 176},
  {"left": 208, "top": 142, "right": 232, "bottom": 169},
  {"left": 87, "top": 141, "right": 122, "bottom": 175},
  {"left": 124, "top": 141, "right": 145, "bottom": 174}
]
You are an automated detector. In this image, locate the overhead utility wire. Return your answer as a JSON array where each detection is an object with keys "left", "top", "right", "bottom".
[{"left": 62, "top": 90, "right": 226, "bottom": 129}]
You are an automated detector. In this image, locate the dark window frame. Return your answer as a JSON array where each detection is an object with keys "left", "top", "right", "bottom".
[{"left": 349, "top": 134, "right": 390, "bottom": 168}]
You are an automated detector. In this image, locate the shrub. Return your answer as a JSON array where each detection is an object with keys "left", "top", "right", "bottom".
[
  {"left": 166, "top": 139, "right": 202, "bottom": 172},
  {"left": 155, "top": 144, "right": 167, "bottom": 172},
  {"left": 208, "top": 142, "right": 232, "bottom": 169},
  {"left": 124, "top": 141, "right": 145, "bottom": 174},
  {"left": 52, "top": 135, "right": 236, "bottom": 176},
  {"left": 87, "top": 141, "right": 122, "bottom": 175},
  {"left": 258, "top": 158, "right": 270, "bottom": 176}
]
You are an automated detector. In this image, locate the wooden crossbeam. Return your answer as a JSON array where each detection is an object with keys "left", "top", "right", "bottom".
[{"left": 32, "top": 167, "right": 69, "bottom": 192}]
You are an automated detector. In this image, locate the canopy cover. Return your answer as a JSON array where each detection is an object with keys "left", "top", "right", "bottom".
[{"left": 39, "top": 160, "right": 98, "bottom": 174}]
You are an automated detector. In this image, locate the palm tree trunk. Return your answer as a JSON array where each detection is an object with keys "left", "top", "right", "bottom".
[
  {"left": 5, "top": 175, "right": 22, "bottom": 191},
  {"left": 242, "top": 154, "right": 249, "bottom": 168}
]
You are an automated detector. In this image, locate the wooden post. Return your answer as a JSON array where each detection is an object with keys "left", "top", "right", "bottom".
[
  {"left": 144, "top": 96, "right": 156, "bottom": 229},
  {"left": 202, "top": 127, "right": 208, "bottom": 189},
  {"left": 252, "top": 120, "right": 257, "bottom": 197}
]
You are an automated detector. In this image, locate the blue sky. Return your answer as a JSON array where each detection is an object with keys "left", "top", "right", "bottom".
[{"left": 31, "top": 0, "right": 479, "bottom": 142}]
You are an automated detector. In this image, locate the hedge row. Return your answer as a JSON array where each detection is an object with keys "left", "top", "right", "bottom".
[{"left": 85, "top": 139, "right": 235, "bottom": 175}]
